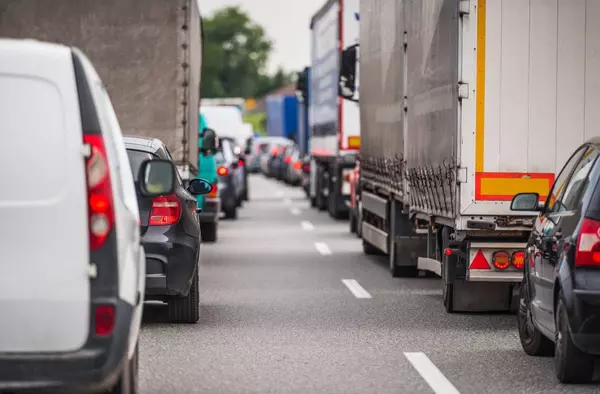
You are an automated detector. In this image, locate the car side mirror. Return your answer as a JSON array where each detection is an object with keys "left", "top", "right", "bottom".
[
  {"left": 510, "top": 192, "right": 541, "bottom": 212},
  {"left": 200, "top": 128, "right": 217, "bottom": 156},
  {"left": 138, "top": 159, "right": 176, "bottom": 197},
  {"left": 188, "top": 178, "right": 213, "bottom": 195},
  {"left": 339, "top": 45, "right": 358, "bottom": 101}
]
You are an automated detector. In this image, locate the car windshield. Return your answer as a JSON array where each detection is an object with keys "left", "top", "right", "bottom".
[{"left": 126, "top": 149, "right": 155, "bottom": 180}]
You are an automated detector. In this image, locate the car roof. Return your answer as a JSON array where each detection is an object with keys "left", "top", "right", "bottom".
[
  {"left": 123, "top": 135, "right": 163, "bottom": 154},
  {"left": 0, "top": 38, "right": 71, "bottom": 60}
]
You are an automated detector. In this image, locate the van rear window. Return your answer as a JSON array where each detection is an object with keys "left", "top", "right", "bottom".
[{"left": 0, "top": 75, "right": 67, "bottom": 200}]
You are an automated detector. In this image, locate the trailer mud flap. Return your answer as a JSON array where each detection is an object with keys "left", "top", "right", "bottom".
[
  {"left": 452, "top": 281, "right": 516, "bottom": 313},
  {"left": 393, "top": 236, "right": 427, "bottom": 267},
  {"left": 362, "top": 191, "right": 387, "bottom": 218},
  {"left": 362, "top": 222, "right": 388, "bottom": 253}
]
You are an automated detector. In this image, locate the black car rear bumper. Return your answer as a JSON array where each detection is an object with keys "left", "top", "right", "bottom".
[
  {"left": 570, "top": 288, "right": 600, "bottom": 354},
  {"left": 143, "top": 226, "right": 199, "bottom": 298},
  {"left": 0, "top": 299, "right": 132, "bottom": 393}
]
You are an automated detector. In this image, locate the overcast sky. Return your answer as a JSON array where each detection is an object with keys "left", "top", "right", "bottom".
[{"left": 199, "top": 0, "right": 324, "bottom": 74}]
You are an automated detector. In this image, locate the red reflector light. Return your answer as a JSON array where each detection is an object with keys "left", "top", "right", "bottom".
[
  {"left": 492, "top": 251, "right": 510, "bottom": 270},
  {"left": 470, "top": 250, "right": 490, "bottom": 269},
  {"left": 217, "top": 166, "right": 229, "bottom": 176},
  {"left": 83, "top": 135, "right": 114, "bottom": 250},
  {"left": 95, "top": 305, "right": 115, "bottom": 336},
  {"left": 149, "top": 195, "right": 181, "bottom": 226},
  {"left": 293, "top": 161, "right": 302, "bottom": 170},
  {"left": 444, "top": 248, "right": 453, "bottom": 256},
  {"left": 512, "top": 251, "right": 525, "bottom": 270},
  {"left": 303, "top": 164, "right": 310, "bottom": 173},
  {"left": 238, "top": 160, "right": 244, "bottom": 167},
  {"left": 576, "top": 218, "right": 600, "bottom": 266}
]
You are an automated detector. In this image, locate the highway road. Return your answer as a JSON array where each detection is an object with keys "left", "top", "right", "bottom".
[{"left": 139, "top": 175, "right": 600, "bottom": 394}]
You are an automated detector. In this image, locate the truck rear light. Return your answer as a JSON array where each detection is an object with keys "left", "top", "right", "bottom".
[
  {"left": 512, "top": 251, "right": 525, "bottom": 269},
  {"left": 293, "top": 161, "right": 302, "bottom": 170},
  {"left": 207, "top": 183, "right": 218, "bottom": 198},
  {"left": 469, "top": 250, "right": 490, "bottom": 269},
  {"left": 271, "top": 148, "right": 280, "bottom": 156},
  {"left": 149, "top": 195, "right": 181, "bottom": 226},
  {"left": 95, "top": 305, "right": 115, "bottom": 336},
  {"left": 217, "top": 166, "right": 229, "bottom": 176},
  {"left": 237, "top": 159, "right": 244, "bottom": 167},
  {"left": 285, "top": 156, "right": 292, "bottom": 164},
  {"left": 576, "top": 218, "right": 600, "bottom": 266},
  {"left": 83, "top": 135, "right": 114, "bottom": 250},
  {"left": 492, "top": 251, "right": 510, "bottom": 270}
]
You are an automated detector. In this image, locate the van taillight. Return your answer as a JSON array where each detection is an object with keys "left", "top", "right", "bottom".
[
  {"left": 83, "top": 135, "right": 114, "bottom": 250},
  {"left": 303, "top": 163, "right": 310, "bottom": 173},
  {"left": 95, "top": 305, "right": 115, "bottom": 336},
  {"left": 576, "top": 218, "right": 600, "bottom": 266},
  {"left": 149, "top": 195, "right": 181, "bottom": 226},
  {"left": 207, "top": 183, "right": 218, "bottom": 198}
]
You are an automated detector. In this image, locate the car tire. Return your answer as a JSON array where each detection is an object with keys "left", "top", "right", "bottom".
[
  {"left": 555, "top": 290, "right": 595, "bottom": 383},
  {"left": 109, "top": 342, "right": 138, "bottom": 394},
  {"left": 517, "top": 278, "right": 554, "bottom": 357},
  {"left": 200, "top": 221, "right": 218, "bottom": 243},
  {"left": 224, "top": 205, "right": 238, "bottom": 220},
  {"left": 168, "top": 268, "right": 200, "bottom": 324}
]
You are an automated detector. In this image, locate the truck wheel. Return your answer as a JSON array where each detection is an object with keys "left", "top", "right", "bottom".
[
  {"left": 518, "top": 279, "right": 553, "bottom": 356},
  {"left": 349, "top": 210, "right": 357, "bottom": 233},
  {"left": 200, "top": 221, "right": 218, "bottom": 243},
  {"left": 168, "top": 268, "right": 200, "bottom": 324},
  {"left": 224, "top": 205, "right": 238, "bottom": 220},
  {"left": 362, "top": 240, "right": 380, "bottom": 255},
  {"left": 316, "top": 169, "right": 327, "bottom": 211},
  {"left": 356, "top": 202, "right": 363, "bottom": 238},
  {"left": 441, "top": 227, "right": 455, "bottom": 313},
  {"left": 555, "top": 290, "right": 594, "bottom": 383}
]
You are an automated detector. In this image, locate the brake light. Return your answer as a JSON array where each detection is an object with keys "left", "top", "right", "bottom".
[
  {"left": 293, "top": 161, "right": 302, "bottom": 170},
  {"left": 217, "top": 166, "right": 229, "bottom": 176},
  {"left": 512, "top": 251, "right": 525, "bottom": 269},
  {"left": 207, "top": 183, "right": 218, "bottom": 198},
  {"left": 271, "top": 148, "right": 280, "bottom": 156},
  {"left": 95, "top": 305, "right": 115, "bottom": 336},
  {"left": 83, "top": 135, "right": 114, "bottom": 250},
  {"left": 303, "top": 164, "right": 310, "bottom": 173},
  {"left": 285, "top": 156, "right": 292, "bottom": 164},
  {"left": 149, "top": 195, "right": 181, "bottom": 226},
  {"left": 238, "top": 159, "right": 244, "bottom": 167},
  {"left": 576, "top": 218, "right": 600, "bottom": 266},
  {"left": 492, "top": 251, "right": 510, "bottom": 270},
  {"left": 344, "top": 173, "right": 351, "bottom": 182}
]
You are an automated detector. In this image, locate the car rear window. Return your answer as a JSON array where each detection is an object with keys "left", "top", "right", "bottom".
[
  {"left": 0, "top": 75, "right": 67, "bottom": 200},
  {"left": 127, "top": 149, "right": 155, "bottom": 179}
]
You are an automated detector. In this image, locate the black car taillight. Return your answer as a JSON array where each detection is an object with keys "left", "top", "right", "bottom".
[{"left": 149, "top": 195, "right": 181, "bottom": 226}]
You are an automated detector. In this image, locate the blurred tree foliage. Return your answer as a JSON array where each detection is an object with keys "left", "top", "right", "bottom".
[{"left": 202, "top": 6, "right": 294, "bottom": 98}]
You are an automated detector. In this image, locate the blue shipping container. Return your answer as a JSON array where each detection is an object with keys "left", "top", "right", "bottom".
[{"left": 265, "top": 94, "right": 298, "bottom": 140}]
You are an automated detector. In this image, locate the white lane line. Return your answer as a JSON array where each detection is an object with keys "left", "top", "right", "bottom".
[
  {"left": 301, "top": 221, "right": 314, "bottom": 231},
  {"left": 283, "top": 198, "right": 292, "bottom": 205},
  {"left": 314, "top": 242, "right": 332, "bottom": 255},
  {"left": 341, "top": 279, "right": 372, "bottom": 299},
  {"left": 290, "top": 207, "right": 301, "bottom": 215},
  {"left": 404, "top": 352, "right": 460, "bottom": 394}
]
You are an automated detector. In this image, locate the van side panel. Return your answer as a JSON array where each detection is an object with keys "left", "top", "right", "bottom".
[{"left": 0, "top": 43, "right": 90, "bottom": 352}]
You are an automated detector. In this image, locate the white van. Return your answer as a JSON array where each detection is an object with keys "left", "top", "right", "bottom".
[{"left": 0, "top": 39, "right": 148, "bottom": 393}]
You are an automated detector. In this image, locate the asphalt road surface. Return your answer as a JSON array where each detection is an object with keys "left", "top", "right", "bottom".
[{"left": 140, "top": 175, "right": 600, "bottom": 394}]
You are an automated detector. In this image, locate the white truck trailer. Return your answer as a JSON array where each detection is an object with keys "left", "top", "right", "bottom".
[
  {"left": 340, "top": 0, "right": 600, "bottom": 312},
  {"left": 0, "top": 0, "right": 207, "bottom": 181},
  {"left": 309, "top": 0, "right": 360, "bottom": 219}
]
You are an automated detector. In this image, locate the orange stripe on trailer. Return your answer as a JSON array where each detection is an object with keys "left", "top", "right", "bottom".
[{"left": 475, "top": 172, "right": 555, "bottom": 201}]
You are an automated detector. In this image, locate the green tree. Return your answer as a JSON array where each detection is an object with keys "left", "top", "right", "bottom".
[{"left": 202, "top": 6, "right": 294, "bottom": 98}]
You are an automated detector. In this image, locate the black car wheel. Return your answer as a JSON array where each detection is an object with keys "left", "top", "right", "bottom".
[
  {"left": 200, "top": 221, "right": 218, "bottom": 243},
  {"left": 555, "top": 290, "right": 595, "bottom": 383},
  {"left": 168, "top": 268, "right": 200, "bottom": 324},
  {"left": 517, "top": 279, "right": 553, "bottom": 356},
  {"left": 224, "top": 205, "right": 238, "bottom": 219}
]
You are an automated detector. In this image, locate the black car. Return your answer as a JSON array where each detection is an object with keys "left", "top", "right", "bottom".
[
  {"left": 511, "top": 139, "right": 600, "bottom": 383},
  {"left": 216, "top": 138, "right": 244, "bottom": 219},
  {"left": 124, "top": 136, "right": 211, "bottom": 324}
]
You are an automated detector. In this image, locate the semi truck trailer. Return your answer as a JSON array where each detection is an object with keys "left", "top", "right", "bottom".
[
  {"left": 309, "top": 0, "right": 360, "bottom": 219},
  {"left": 342, "top": 0, "right": 600, "bottom": 313},
  {"left": 0, "top": 0, "right": 209, "bottom": 181}
]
